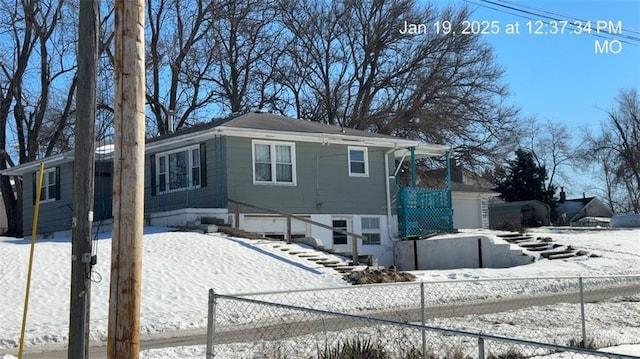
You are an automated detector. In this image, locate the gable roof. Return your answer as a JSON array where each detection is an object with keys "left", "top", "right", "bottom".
[
  {"left": 556, "top": 197, "right": 614, "bottom": 222},
  {"left": 2, "top": 111, "right": 450, "bottom": 176}
]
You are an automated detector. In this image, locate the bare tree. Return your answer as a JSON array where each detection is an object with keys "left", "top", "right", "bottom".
[
  {"left": 206, "top": 0, "right": 281, "bottom": 114},
  {"left": 523, "top": 118, "right": 577, "bottom": 197},
  {"left": 275, "top": 0, "right": 521, "bottom": 168},
  {"left": 276, "top": 0, "right": 351, "bottom": 125},
  {"left": 0, "top": 0, "right": 78, "bottom": 236},
  {"left": 145, "top": 0, "right": 218, "bottom": 135},
  {"left": 585, "top": 89, "right": 640, "bottom": 213}
]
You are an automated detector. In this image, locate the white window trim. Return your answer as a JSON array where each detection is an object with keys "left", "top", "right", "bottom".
[
  {"left": 361, "top": 217, "right": 381, "bottom": 245},
  {"left": 348, "top": 146, "right": 369, "bottom": 177},
  {"left": 39, "top": 168, "right": 57, "bottom": 203},
  {"left": 155, "top": 145, "right": 201, "bottom": 194},
  {"left": 252, "top": 140, "right": 297, "bottom": 185}
]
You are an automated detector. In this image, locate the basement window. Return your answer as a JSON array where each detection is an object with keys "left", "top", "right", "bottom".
[{"left": 362, "top": 217, "right": 381, "bottom": 245}]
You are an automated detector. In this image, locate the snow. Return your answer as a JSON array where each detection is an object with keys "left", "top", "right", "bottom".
[{"left": 0, "top": 227, "right": 639, "bottom": 358}]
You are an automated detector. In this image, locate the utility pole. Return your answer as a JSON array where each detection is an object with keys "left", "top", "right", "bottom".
[
  {"left": 68, "top": 0, "right": 99, "bottom": 358},
  {"left": 107, "top": 0, "right": 146, "bottom": 358}
]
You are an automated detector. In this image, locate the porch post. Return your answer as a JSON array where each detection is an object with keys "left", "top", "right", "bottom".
[
  {"left": 445, "top": 151, "right": 451, "bottom": 192},
  {"left": 410, "top": 147, "right": 416, "bottom": 187}
]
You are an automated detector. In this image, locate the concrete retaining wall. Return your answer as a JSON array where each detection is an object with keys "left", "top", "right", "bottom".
[{"left": 393, "top": 235, "right": 533, "bottom": 271}]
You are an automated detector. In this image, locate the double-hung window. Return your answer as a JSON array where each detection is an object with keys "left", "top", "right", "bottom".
[
  {"left": 252, "top": 140, "right": 296, "bottom": 185},
  {"left": 348, "top": 146, "right": 368, "bottom": 177},
  {"left": 362, "top": 217, "right": 381, "bottom": 245},
  {"left": 156, "top": 146, "right": 201, "bottom": 193},
  {"left": 36, "top": 168, "right": 59, "bottom": 202}
]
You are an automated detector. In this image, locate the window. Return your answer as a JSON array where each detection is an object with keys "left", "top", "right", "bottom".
[
  {"left": 252, "top": 141, "right": 296, "bottom": 185},
  {"left": 33, "top": 167, "right": 59, "bottom": 203},
  {"left": 361, "top": 217, "right": 381, "bottom": 245},
  {"left": 332, "top": 219, "right": 348, "bottom": 245},
  {"left": 155, "top": 146, "right": 201, "bottom": 194},
  {"left": 348, "top": 146, "right": 368, "bottom": 177}
]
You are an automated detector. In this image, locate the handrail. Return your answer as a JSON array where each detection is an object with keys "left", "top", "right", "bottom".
[{"left": 228, "top": 198, "right": 366, "bottom": 265}]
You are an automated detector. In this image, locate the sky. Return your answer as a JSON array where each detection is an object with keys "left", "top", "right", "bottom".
[
  {"left": 1, "top": 227, "right": 639, "bottom": 358},
  {"left": 456, "top": 0, "right": 640, "bottom": 198}
]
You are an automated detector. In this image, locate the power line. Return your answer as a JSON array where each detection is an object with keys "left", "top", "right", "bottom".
[
  {"left": 462, "top": 0, "right": 640, "bottom": 46},
  {"left": 497, "top": 0, "right": 640, "bottom": 37},
  {"left": 482, "top": 0, "right": 640, "bottom": 44}
]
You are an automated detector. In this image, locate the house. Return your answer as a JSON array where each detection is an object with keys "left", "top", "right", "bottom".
[
  {"left": 2, "top": 112, "right": 453, "bottom": 266},
  {"left": 555, "top": 188, "right": 614, "bottom": 227},
  {"left": 416, "top": 162, "right": 498, "bottom": 230},
  {"left": 0, "top": 178, "right": 11, "bottom": 234}
]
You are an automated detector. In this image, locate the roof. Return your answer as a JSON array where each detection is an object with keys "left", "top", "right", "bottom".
[
  {"left": 556, "top": 199, "right": 592, "bottom": 219},
  {"left": 2, "top": 111, "right": 450, "bottom": 176},
  {"left": 417, "top": 166, "right": 497, "bottom": 194},
  {"left": 556, "top": 197, "right": 613, "bottom": 222},
  {"left": 147, "top": 111, "right": 414, "bottom": 144}
]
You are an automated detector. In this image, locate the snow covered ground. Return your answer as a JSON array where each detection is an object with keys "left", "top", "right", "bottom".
[{"left": 0, "top": 227, "right": 638, "bottom": 358}]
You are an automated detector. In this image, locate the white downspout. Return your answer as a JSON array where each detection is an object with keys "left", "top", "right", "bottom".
[{"left": 385, "top": 145, "right": 400, "bottom": 241}]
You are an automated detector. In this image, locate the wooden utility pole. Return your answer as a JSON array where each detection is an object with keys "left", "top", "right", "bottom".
[
  {"left": 107, "top": 0, "right": 146, "bottom": 358},
  {"left": 68, "top": 0, "right": 99, "bottom": 358}
]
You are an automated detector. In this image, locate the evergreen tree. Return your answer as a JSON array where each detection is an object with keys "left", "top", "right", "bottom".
[{"left": 494, "top": 149, "right": 556, "bottom": 205}]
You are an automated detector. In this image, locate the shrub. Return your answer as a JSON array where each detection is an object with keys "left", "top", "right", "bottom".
[
  {"left": 487, "top": 347, "right": 527, "bottom": 359},
  {"left": 317, "top": 338, "right": 390, "bottom": 359}
]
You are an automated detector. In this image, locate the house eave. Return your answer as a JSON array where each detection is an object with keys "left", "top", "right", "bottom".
[
  {"left": 2, "top": 121, "right": 451, "bottom": 175},
  {"left": 0, "top": 152, "right": 74, "bottom": 176},
  {"left": 216, "top": 126, "right": 450, "bottom": 158}
]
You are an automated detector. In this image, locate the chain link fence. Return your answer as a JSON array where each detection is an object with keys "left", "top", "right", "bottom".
[{"left": 206, "top": 275, "right": 640, "bottom": 358}]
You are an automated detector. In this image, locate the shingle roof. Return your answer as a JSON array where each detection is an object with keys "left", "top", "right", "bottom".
[
  {"left": 147, "top": 111, "right": 405, "bottom": 144},
  {"left": 222, "top": 112, "right": 401, "bottom": 139}
]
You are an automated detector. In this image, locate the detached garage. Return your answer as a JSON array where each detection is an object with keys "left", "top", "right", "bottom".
[{"left": 451, "top": 183, "right": 498, "bottom": 229}]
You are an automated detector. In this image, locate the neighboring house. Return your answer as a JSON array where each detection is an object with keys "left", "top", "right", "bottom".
[
  {"left": 555, "top": 188, "right": 614, "bottom": 227},
  {"left": 417, "top": 162, "right": 498, "bottom": 229},
  {"left": 2, "top": 112, "right": 453, "bottom": 266},
  {"left": 0, "top": 177, "right": 21, "bottom": 234},
  {"left": 488, "top": 200, "right": 551, "bottom": 229}
]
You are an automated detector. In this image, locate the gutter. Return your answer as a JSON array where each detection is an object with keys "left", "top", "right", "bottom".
[{"left": 384, "top": 145, "right": 400, "bottom": 242}]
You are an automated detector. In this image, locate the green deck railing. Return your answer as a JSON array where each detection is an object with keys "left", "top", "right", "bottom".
[{"left": 397, "top": 186, "right": 454, "bottom": 237}]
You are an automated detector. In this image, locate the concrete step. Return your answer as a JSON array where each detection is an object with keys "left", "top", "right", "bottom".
[
  {"left": 217, "top": 225, "right": 265, "bottom": 240},
  {"left": 547, "top": 252, "right": 577, "bottom": 260},
  {"left": 519, "top": 242, "right": 550, "bottom": 248},
  {"left": 334, "top": 266, "right": 356, "bottom": 273},
  {"left": 540, "top": 249, "right": 575, "bottom": 259},
  {"left": 298, "top": 253, "right": 321, "bottom": 258},
  {"left": 316, "top": 259, "right": 340, "bottom": 265},
  {"left": 497, "top": 233, "right": 527, "bottom": 238}
]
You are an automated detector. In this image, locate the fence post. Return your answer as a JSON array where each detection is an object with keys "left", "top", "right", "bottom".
[
  {"left": 478, "top": 337, "right": 485, "bottom": 359},
  {"left": 206, "top": 289, "right": 216, "bottom": 359},
  {"left": 421, "top": 281, "right": 426, "bottom": 359},
  {"left": 579, "top": 276, "right": 587, "bottom": 348},
  {"left": 286, "top": 216, "right": 292, "bottom": 244}
]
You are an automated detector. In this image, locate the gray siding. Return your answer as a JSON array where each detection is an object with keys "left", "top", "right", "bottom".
[
  {"left": 23, "top": 162, "right": 74, "bottom": 235},
  {"left": 94, "top": 161, "right": 113, "bottom": 222},
  {"left": 226, "top": 137, "right": 392, "bottom": 215},
  {"left": 23, "top": 161, "right": 114, "bottom": 236},
  {"left": 144, "top": 135, "right": 227, "bottom": 213}
]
